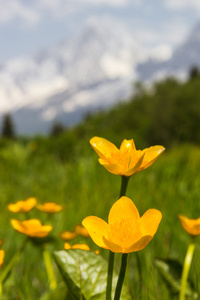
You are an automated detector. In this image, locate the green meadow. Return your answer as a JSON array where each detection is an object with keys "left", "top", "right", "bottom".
[
  {"left": 0, "top": 141, "right": 200, "bottom": 299},
  {"left": 0, "top": 75, "right": 200, "bottom": 299}
]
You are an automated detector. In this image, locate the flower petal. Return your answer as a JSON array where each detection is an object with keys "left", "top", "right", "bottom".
[
  {"left": 179, "top": 215, "right": 200, "bottom": 236},
  {"left": 90, "top": 137, "right": 118, "bottom": 161},
  {"left": 119, "top": 139, "right": 136, "bottom": 152},
  {"left": 99, "top": 159, "right": 124, "bottom": 175},
  {"left": 140, "top": 146, "right": 165, "bottom": 170},
  {"left": 108, "top": 197, "right": 140, "bottom": 225},
  {"left": 123, "top": 154, "right": 144, "bottom": 176},
  {"left": 82, "top": 216, "right": 109, "bottom": 249},
  {"left": 125, "top": 235, "right": 153, "bottom": 253},
  {"left": 11, "top": 219, "right": 52, "bottom": 238},
  {"left": 140, "top": 209, "right": 162, "bottom": 236},
  {"left": 0, "top": 249, "right": 5, "bottom": 269},
  {"left": 103, "top": 237, "right": 123, "bottom": 253},
  {"left": 71, "top": 244, "right": 90, "bottom": 251}
]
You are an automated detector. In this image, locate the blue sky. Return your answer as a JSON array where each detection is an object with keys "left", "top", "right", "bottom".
[{"left": 1, "top": 0, "right": 200, "bottom": 62}]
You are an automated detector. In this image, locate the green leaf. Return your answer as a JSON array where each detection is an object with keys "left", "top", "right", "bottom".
[
  {"left": 54, "top": 250, "right": 131, "bottom": 300},
  {"left": 154, "top": 258, "right": 197, "bottom": 298}
]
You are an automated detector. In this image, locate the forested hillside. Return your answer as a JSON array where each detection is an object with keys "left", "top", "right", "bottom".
[{"left": 1, "top": 73, "right": 200, "bottom": 160}]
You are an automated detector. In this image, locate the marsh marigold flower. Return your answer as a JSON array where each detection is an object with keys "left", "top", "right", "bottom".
[
  {"left": 59, "top": 231, "right": 77, "bottom": 241},
  {"left": 36, "top": 202, "right": 63, "bottom": 213},
  {"left": 179, "top": 215, "right": 200, "bottom": 236},
  {"left": 8, "top": 197, "right": 37, "bottom": 213},
  {"left": 64, "top": 242, "right": 90, "bottom": 251},
  {"left": 74, "top": 224, "right": 90, "bottom": 237},
  {"left": 90, "top": 137, "right": 165, "bottom": 176},
  {"left": 82, "top": 196, "right": 162, "bottom": 253},
  {"left": 0, "top": 249, "right": 5, "bottom": 269},
  {"left": 11, "top": 219, "right": 52, "bottom": 238}
]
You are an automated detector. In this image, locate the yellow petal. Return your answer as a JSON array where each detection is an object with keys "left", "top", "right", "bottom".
[
  {"left": 140, "top": 209, "right": 162, "bottom": 236},
  {"left": 125, "top": 235, "right": 153, "bottom": 253},
  {"left": 71, "top": 244, "right": 90, "bottom": 251},
  {"left": 8, "top": 197, "right": 37, "bottom": 213},
  {"left": 11, "top": 219, "right": 52, "bottom": 238},
  {"left": 119, "top": 139, "right": 136, "bottom": 152},
  {"left": 99, "top": 159, "right": 124, "bottom": 175},
  {"left": 90, "top": 137, "right": 118, "bottom": 161},
  {"left": 0, "top": 249, "right": 5, "bottom": 269},
  {"left": 123, "top": 154, "right": 144, "bottom": 176},
  {"left": 103, "top": 237, "right": 123, "bottom": 253},
  {"left": 74, "top": 225, "right": 90, "bottom": 237},
  {"left": 64, "top": 242, "right": 71, "bottom": 250},
  {"left": 108, "top": 196, "right": 140, "bottom": 225},
  {"left": 82, "top": 216, "right": 109, "bottom": 249},
  {"left": 179, "top": 215, "right": 200, "bottom": 236},
  {"left": 59, "top": 231, "right": 77, "bottom": 241},
  {"left": 140, "top": 146, "right": 165, "bottom": 170},
  {"left": 36, "top": 202, "right": 63, "bottom": 213}
]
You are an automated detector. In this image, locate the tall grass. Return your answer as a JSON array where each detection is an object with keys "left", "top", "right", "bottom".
[{"left": 0, "top": 141, "right": 200, "bottom": 299}]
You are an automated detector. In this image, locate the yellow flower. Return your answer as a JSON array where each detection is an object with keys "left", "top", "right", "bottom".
[
  {"left": 8, "top": 197, "right": 37, "bottom": 213},
  {"left": 64, "top": 242, "right": 90, "bottom": 251},
  {"left": 90, "top": 137, "right": 165, "bottom": 176},
  {"left": 82, "top": 196, "right": 162, "bottom": 253},
  {"left": 11, "top": 219, "right": 52, "bottom": 238},
  {"left": 59, "top": 231, "right": 77, "bottom": 241},
  {"left": 179, "top": 215, "right": 200, "bottom": 236},
  {"left": 74, "top": 224, "right": 90, "bottom": 237},
  {"left": 36, "top": 202, "right": 63, "bottom": 213},
  {"left": 0, "top": 249, "right": 5, "bottom": 269}
]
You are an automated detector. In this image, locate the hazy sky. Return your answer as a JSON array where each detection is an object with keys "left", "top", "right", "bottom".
[{"left": 1, "top": 0, "right": 200, "bottom": 62}]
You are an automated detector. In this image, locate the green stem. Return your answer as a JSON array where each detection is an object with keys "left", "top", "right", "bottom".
[
  {"left": 106, "top": 175, "right": 130, "bottom": 300},
  {"left": 179, "top": 242, "right": 195, "bottom": 300},
  {"left": 43, "top": 248, "right": 57, "bottom": 290},
  {"left": 119, "top": 176, "right": 130, "bottom": 198},
  {"left": 0, "top": 282, "right": 2, "bottom": 300},
  {"left": 106, "top": 251, "right": 115, "bottom": 300},
  {"left": 114, "top": 254, "right": 128, "bottom": 300}
]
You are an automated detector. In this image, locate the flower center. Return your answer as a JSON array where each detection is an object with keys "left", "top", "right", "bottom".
[
  {"left": 108, "top": 218, "right": 142, "bottom": 250},
  {"left": 109, "top": 149, "right": 142, "bottom": 172}
]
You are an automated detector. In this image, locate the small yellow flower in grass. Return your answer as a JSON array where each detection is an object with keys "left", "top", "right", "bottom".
[
  {"left": 179, "top": 215, "right": 200, "bottom": 236},
  {"left": 36, "top": 202, "right": 63, "bottom": 213},
  {"left": 74, "top": 224, "right": 90, "bottom": 237},
  {"left": 90, "top": 137, "right": 165, "bottom": 176},
  {"left": 82, "top": 196, "right": 162, "bottom": 253},
  {"left": 11, "top": 219, "right": 52, "bottom": 238},
  {"left": 64, "top": 242, "right": 90, "bottom": 251},
  {"left": 8, "top": 197, "right": 37, "bottom": 213},
  {"left": 0, "top": 249, "right": 5, "bottom": 269},
  {"left": 59, "top": 231, "right": 77, "bottom": 241}
]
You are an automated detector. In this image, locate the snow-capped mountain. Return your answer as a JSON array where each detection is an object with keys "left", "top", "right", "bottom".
[
  {"left": 1, "top": 18, "right": 200, "bottom": 135},
  {"left": 0, "top": 18, "right": 148, "bottom": 135},
  {"left": 137, "top": 21, "right": 200, "bottom": 82}
]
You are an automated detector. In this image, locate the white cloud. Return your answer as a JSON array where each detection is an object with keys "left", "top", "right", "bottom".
[
  {"left": 0, "top": 0, "right": 39, "bottom": 25},
  {"left": 149, "top": 45, "right": 172, "bottom": 61},
  {"left": 133, "top": 17, "right": 189, "bottom": 50},
  {"left": 0, "top": 0, "right": 142, "bottom": 27},
  {"left": 37, "top": 0, "right": 132, "bottom": 19},
  {"left": 165, "top": 0, "right": 200, "bottom": 12}
]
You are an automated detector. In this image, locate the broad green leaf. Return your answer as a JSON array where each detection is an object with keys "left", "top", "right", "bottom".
[
  {"left": 154, "top": 258, "right": 198, "bottom": 298},
  {"left": 54, "top": 250, "right": 131, "bottom": 300}
]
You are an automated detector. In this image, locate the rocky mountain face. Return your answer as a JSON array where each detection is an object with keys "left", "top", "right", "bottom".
[
  {"left": 0, "top": 19, "right": 146, "bottom": 135},
  {"left": 137, "top": 21, "right": 200, "bottom": 82}
]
